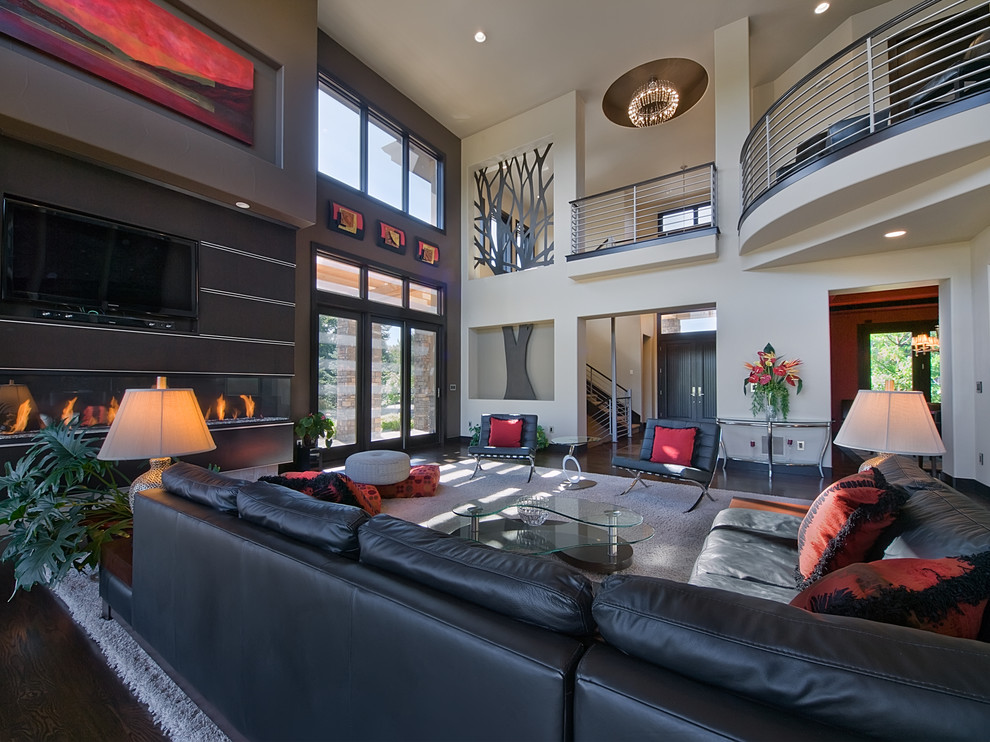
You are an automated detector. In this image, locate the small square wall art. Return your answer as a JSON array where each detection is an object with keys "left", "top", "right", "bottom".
[
  {"left": 376, "top": 221, "right": 406, "bottom": 253},
  {"left": 330, "top": 202, "right": 364, "bottom": 239},
  {"left": 416, "top": 239, "right": 439, "bottom": 266}
]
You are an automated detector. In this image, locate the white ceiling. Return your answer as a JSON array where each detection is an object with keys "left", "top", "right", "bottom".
[{"left": 317, "top": 0, "right": 893, "bottom": 193}]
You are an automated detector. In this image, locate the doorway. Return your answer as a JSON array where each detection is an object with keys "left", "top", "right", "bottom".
[
  {"left": 657, "top": 308, "right": 717, "bottom": 423},
  {"left": 317, "top": 311, "right": 441, "bottom": 450}
]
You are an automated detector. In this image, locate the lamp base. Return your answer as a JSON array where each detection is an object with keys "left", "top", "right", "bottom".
[{"left": 128, "top": 457, "right": 172, "bottom": 508}]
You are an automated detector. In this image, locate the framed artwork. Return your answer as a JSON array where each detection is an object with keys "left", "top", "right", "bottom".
[
  {"left": 416, "top": 239, "right": 439, "bottom": 266},
  {"left": 330, "top": 202, "right": 365, "bottom": 239},
  {"left": 0, "top": 0, "right": 255, "bottom": 144},
  {"left": 376, "top": 221, "right": 406, "bottom": 253}
]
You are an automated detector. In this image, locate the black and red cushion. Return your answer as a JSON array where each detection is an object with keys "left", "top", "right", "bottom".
[
  {"left": 649, "top": 426, "right": 696, "bottom": 466},
  {"left": 790, "top": 552, "right": 990, "bottom": 639},
  {"left": 259, "top": 471, "right": 381, "bottom": 515},
  {"left": 488, "top": 417, "right": 524, "bottom": 447},
  {"left": 797, "top": 468, "right": 908, "bottom": 586}
]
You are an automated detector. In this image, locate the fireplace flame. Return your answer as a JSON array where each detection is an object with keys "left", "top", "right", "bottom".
[
  {"left": 240, "top": 395, "right": 255, "bottom": 417},
  {"left": 216, "top": 394, "right": 226, "bottom": 421},
  {"left": 108, "top": 396, "right": 119, "bottom": 425},
  {"left": 3, "top": 399, "right": 33, "bottom": 434},
  {"left": 61, "top": 397, "right": 78, "bottom": 425}
]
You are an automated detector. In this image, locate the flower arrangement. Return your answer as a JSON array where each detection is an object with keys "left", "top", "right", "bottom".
[{"left": 743, "top": 342, "right": 803, "bottom": 420}]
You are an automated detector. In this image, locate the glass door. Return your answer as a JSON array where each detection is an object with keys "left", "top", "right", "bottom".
[
  {"left": 317, "top": 313, "right": 359, "bottom": 446},
  {"left": 371, "top": 320, "right": 403, "bottom": 442},
  {"left": 409, "top": 326, "right": 438, "bottom": 441}
]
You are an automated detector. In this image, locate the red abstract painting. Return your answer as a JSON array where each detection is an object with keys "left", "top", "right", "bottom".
[{"left": 0, "top": 0, "right": 254, "bottom": 143}]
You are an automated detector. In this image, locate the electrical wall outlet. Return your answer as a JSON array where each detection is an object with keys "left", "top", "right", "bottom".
[{"left": 796, "top": 440, "right": 805, "bottom": 451}]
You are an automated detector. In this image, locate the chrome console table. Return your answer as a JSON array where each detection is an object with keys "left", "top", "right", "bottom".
[{"left": 717, "top": 417, "right": 831, "bottom": 481}]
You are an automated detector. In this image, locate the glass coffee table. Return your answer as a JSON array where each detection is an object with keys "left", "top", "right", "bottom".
[{"left": 450, "top": 494, "right": 654, "bottom": 573}]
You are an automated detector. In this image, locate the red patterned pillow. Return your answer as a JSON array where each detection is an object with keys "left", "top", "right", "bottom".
[
  {"left": 649, "top": 426, "right": 696, "bottom": 466},
  {"left": 489, "top": 417, "right": 523, "bottom": 447},
  {"left": 790, "top": 553, "right": 990, "bottom": 639},
  {"left": 797, "top": 468, "right": 908, "bottom": 586}
]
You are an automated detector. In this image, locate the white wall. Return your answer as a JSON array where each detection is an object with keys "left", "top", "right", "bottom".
[{"left": 458, "top": 16, "right": 986, "bottom": 485}]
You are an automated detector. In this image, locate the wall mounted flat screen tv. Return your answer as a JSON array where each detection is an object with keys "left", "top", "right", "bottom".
[{"left": 1, "top": 196, "right": 198, "bottom": 319}]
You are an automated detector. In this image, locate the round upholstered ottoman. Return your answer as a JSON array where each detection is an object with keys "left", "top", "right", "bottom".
[{"left": 345, "top": 450, "right": 410, "bottom": 486}]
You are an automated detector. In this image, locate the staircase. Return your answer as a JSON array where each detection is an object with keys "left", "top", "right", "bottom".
[{"left": 586, "top": 364, "right": 636, "bottom": 442}]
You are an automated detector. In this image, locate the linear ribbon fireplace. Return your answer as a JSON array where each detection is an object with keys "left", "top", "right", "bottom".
[{"left": 0, "top": 372, "right": 291, "bottom": 473}]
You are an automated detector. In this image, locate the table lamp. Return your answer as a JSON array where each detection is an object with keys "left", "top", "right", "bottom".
[
  {"left": 833, "top": 389, "right": 945, "bottom": 472},
  {"left": 98, "top": 377, "right": 215, "bottom": 503}
]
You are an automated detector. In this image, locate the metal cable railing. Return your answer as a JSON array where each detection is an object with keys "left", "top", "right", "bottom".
[
  {"left": 741, "top": 0, "right": 990, "bottom": 216},
  {"left": 586, "top": 364, "right": 632, "bottom": 442},
  {"left": 570, "top": 163, "right": 716, "bottom": 256}
]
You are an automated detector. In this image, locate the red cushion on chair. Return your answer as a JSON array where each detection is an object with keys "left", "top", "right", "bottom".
[
  {"left": 790, "top": 553, "right": 990, "bottom": 639},
  {"left": 649, "top": 426, "right": 696, "bottom": 466},
  {"left": 488, "top": 417, "right": 523, "bottom": 447},
  {"left": 797, "top": 469, "right": 908, "bottom": 586}
]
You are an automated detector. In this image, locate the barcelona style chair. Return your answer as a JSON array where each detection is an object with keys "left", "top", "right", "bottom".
[
  {"left": 612, "top": 418, "right": 721, "bottom": 512},
  {"left": 468, "top": 414, "right": 538, "bottom": 482}
]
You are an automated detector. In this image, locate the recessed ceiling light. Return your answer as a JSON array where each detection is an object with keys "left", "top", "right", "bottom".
[
  {"left": 235, "top": 201, "right": 251, "bottom": 209},
  {"left": 474, "top": 30, "right": 486, "bottom": 43},
  {"left": 815, "top": 2, "right": 830, "bottom": 13},
  {"left": 885, "top": 229, "right": 907, "bottom": 238}
]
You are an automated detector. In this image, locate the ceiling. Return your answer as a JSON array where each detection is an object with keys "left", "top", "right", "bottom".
[{"left": 317, "top": 0, "right": 894, "bottom": 193}]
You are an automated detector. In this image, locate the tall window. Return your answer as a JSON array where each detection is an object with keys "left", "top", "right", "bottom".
[
  {"left": 315, "top": 253, "right": 443, "bottom": 449},
  {"left": 318, "top": 77, "right": 443, "bottom": 228}
]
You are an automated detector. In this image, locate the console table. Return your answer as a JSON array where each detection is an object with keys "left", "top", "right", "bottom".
[
  {"left": 717, "top": 417, "right": 831, "bottom": 481},
  {"left": 450, "top": 494, "right": 654, "bottom": 573}
]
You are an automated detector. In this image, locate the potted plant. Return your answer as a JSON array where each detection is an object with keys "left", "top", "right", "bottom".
[
  {"left": 294, "top": 412, "right": 335, "bottom": 447},
  {"left": 0, "top": 422, "right": 132, "bottom": 594},
  {"left": 743, "top": 342, "right": 803, "bottom": 421}
]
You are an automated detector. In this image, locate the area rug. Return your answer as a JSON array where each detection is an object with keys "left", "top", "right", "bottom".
[
  {"left": 52, "top": 572, "right": 231, "bottom": 742},
  {"left": 385, "top": 458, "right": 741, "bottom": 582}
]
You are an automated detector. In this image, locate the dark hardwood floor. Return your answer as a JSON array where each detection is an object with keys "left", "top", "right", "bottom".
[
  {"left": 0, "top": 434, "right": 856, "bottom": 741},
  {"left": 0, "top": 553, "right": 167, "bottom": 742}
]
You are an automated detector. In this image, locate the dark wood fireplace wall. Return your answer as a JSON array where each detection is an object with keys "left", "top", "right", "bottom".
[{"left": 0, "top": 135, "right": 296, "bottom": 471}]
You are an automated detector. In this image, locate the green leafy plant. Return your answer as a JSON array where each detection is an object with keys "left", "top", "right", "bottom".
[
  {"left": 294, "top": 412, "right": 335, "bottom": 446},
  {"left": 0, "top": 422, "right": 132, "bottom": 596}
]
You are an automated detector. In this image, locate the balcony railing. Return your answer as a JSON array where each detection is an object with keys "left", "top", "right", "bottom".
[
  {"left": 741, "top": 0, "right": 990, "bottom": 217},
  {"left": 569, "top": 163, "right": 716, "bottom": 257}
]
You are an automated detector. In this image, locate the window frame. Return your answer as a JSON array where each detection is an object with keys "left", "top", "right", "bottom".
[{"left": 318, "top": 74, "right": 444, "bottom": 230}]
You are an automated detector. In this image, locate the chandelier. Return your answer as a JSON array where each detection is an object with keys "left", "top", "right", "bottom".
[
  {"left": 911, "top": 328, "right": 940, "bottom": 355},
  {"left": 628, "top": 77, "right": 679, "bottom": 127}
]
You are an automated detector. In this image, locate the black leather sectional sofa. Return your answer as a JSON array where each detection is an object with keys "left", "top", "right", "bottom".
[{"left": 101, "top": 459, "right": 990, "bottom": 741}]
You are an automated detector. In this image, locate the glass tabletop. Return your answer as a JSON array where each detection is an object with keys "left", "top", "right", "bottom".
[
  {"left": 451, "top": 494, "right": 644, "bottom": 528},
  {"left": 449, "top": 518, "right": 655, "bottom": 555},
  {"left": 551, "top": 435, "right": 600, "bottom": 446}
]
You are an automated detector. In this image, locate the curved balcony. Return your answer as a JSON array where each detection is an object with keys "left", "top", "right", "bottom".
[{"left": 739, "top": 0, "right": 990, "bottom": 263}]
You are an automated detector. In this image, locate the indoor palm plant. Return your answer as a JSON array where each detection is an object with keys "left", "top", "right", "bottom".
[{"left": 0, "top": 422, "right": 132, "bottom": 595}]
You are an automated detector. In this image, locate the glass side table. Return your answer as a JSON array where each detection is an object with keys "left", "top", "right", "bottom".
[{"left": 551, "top": 435, "right": 600, "bottom": 489}]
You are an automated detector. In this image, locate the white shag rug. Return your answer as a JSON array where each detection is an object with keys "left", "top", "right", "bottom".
[
  {"left": 50, "top": 456, "right": 741, "bottom": 741},
  {"left": 52, "top": 572, "right": 231, "bottom": 742}
]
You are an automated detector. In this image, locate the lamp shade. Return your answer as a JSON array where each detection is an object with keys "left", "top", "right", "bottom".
[
  {"left": 833, "top": 390, "right": 945, "bottom": 456},
  {"left": 98, "top": 388, "right": 215, "bottom": 461}
]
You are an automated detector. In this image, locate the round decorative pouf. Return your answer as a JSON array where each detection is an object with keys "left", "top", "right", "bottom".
[{"left": 345, "top": 450, "right": 411, "bottom": 486}]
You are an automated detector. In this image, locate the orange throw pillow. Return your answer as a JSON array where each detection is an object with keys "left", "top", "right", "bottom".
[
  {"left": 797, "top": 469, "right": 908, "bottom": 586},
  {"left": 489, "top": 417, "right": 523, "bottom": 447},
  {"left": 649, "top": 426, "right": 697, "bottom": 466}
]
